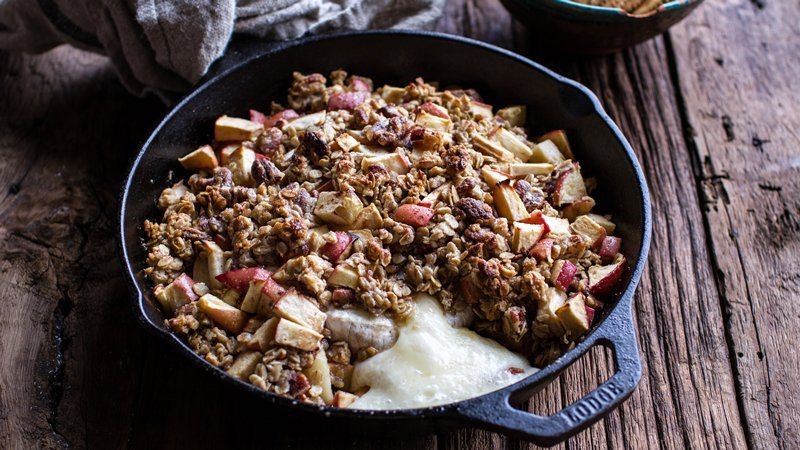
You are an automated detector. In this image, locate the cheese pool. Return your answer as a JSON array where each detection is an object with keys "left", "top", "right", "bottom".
[{"left": 349, "top": 294, "right": 536, "bottom": 409}]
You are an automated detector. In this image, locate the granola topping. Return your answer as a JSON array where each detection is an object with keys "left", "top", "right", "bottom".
[{"left": 143, "top": 71, "right": 627, "bottom": 408}]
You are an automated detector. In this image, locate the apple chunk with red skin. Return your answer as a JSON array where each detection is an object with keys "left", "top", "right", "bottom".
[
  {"left": 328, "top": 91, "right": 370, "bottom": 111},
  {"left": 215, "top": 267, "right": 271, "bottom": 294},
  {"left": 512, "top": 222, "right": 544, "bottom": 253},
  {"left": 597, "top": 236, "right": 622, "bottom": 263},
  {"left": 588, "top": 257, "right": 626, "bottom": 295},
  {"left": 394, "top": 203, "right": 434, "bottom": 227},
  {"left": 531, "top": 238, "right": 554, "bottom": 261},
  {"left": 419, "top": 102, "right": 450, "bottom": 119},
  {"left": 552, "top": 163, "right": 587, "bottom": 207},
  {"left": 551, "top": 259, "right": 578, "bottom": 291},
  {"left": 155, "top": 273, "right": 198, "bottom": 313},
  {"left": 319, "top": 232, "right": 355, "bottom": 262}
]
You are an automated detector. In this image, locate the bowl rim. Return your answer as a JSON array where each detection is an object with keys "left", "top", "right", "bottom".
[
  {"left": 517, "top": 0, "right": 699, "bottom": 17},
  {"left": 118, "top": 29, "right": 652, "bottom": 420}
]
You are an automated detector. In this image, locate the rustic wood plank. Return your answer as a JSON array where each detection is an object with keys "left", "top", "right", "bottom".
[
  {"left": 669, "top": 0, "right": 800, "bottom": 447},
  {"left": 0, "top": 47, "right": 164, "bottom": 449},
  {"left": 0, "top": 0, "right": 776, "bottom": 447}
]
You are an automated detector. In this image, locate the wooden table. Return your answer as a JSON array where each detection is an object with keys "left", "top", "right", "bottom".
[{"left": 1, "top": 0, "right": 797, "bottom": 448}]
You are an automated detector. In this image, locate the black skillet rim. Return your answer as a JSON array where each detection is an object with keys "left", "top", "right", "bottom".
[{"left": 118, "top": 29, "right": 653, "bottom": 422}]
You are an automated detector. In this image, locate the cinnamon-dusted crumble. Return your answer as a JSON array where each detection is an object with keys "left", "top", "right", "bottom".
[{"left": 143, "top": 71, "right": 627, "bottom": 407}]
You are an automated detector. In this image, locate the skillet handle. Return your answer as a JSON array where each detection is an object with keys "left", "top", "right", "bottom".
[{"left": 455, "top": 301, "right": 641, "bottom": 447}]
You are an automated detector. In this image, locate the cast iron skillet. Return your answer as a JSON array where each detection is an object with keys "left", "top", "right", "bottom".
[{"left": 119, "top": 30, "right": 652, "bottom": 446}]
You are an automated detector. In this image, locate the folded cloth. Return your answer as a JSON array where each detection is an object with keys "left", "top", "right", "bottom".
[{"left": 0, "top": 0, "right": 444, "bottom": 96}]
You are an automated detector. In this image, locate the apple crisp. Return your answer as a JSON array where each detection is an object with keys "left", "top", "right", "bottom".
[{"left": 142, "top": 70, "right": 627, "bottom": 407}]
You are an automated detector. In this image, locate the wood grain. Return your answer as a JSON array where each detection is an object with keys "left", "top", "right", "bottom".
[
  {"left": 0, "top": 0, "right": 797, "bottom": 448},
  {"left": 669, "top": 0, "right": 800, "bottom": 447}
]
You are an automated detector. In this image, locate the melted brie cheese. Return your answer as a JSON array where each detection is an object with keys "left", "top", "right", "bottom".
[{"left": 350, "top": 294, "right": 536, "bottom": 410}]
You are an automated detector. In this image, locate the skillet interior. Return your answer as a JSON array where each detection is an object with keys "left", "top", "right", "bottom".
[{"left": 119, "top": 31, "right": 650, "bottom": 438}]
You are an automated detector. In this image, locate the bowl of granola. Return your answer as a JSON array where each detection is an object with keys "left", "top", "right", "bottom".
[
  {"left": 499, "top": 0, "right": 704, "bottom": 54},
  {"left": 119, "top": 31, "right": 651, "bottom": 445}
]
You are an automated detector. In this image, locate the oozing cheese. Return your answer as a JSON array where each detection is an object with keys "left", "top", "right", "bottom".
[{"left": 350, "top": 294, "right": 535, "bottom": 410}]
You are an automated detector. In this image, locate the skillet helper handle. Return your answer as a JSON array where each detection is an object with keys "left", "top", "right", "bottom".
[{"left": 457, "top": 302, "right": 641, "bottom": 447}]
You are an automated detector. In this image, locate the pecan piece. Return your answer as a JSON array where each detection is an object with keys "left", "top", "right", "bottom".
[
  {"left": 454, "top": 198, "right": 493, "bottom": 223},
  {"left": 251, "top": 159, "right": 284, "bottom": 186},
  {"left": 514, "top": 179, "right": 545, "bottom": 212}
]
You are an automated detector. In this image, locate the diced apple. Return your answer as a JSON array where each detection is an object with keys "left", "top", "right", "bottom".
[
  {"left": 219, "top": 289, "right": 240, "bottom": 307},
  {"left": 265, "top": 291, "right": 326, "bottom": 332},
  {"left": 361, "top": 152, "right": 411, "bottom": 174},
  {"left": 394, "top": 203, "right": 434, "bottom": 227},
  {"left": 227, "top": 352, "right": 262, "bottom": 379},
  {"left": 214, "top": 116, "right": 262, "bottom": 142},
  {"left": 333, "top": 133, "right": 361, "bottom": 152},
  {"left": 539, "top": 130, "right": 573, "bottom": 159},
  {"left": 481, "top": 167, "right": 511, "bottom": 188},
  {"left": 332, "top": 391, "right": 359, "bottom": 408},
  {"left": 328, "top": 91, "right": 370, "bottom": 111},
  {"left": 550, "top": 259, "right": 578, "bottom": 291},
  {"left": 508, "top": 163, "right": 554, "bottom": 177},
  {"left": 320, "top": 231, "right": 355, "bottom": 262},
  {"left": 415, "top": 111, "right": 452, "bottom": 132},
  {"left": 536, "top": 287, "right": 567, "bottom": 335},
  {"left": 494, "top": 180, "right": 529, "bottom": 222},
  {"left": 350, "top": 203, "right": 384, "bottom": 230},
  {"left": 587, "top": 214, "right": 616, "bottom": 234},
  {"left": 240, "top": 279, "right": 266, "bottom": 313},
  {"left": 496, "top": 105, "right": 526, "bottom": 127},
  {"left": 154, "top": 273, "right": 198, "bottom": 313},
  {"left": 562, "top": 197, "right": 595, "bottom": 221},
  {"left": 556, "top": 294, "right": 589, "bottom": 339},
  {"left": 216, "top": 267, "right": 271, "bottom": 294},
  {"left": 192, "top": 253, "right": 210, "bottom": 285},
  {"left": 473, "top": 134, "right": 516, "bottom": 162},
  {"left": 529, "top": 140, "right": 565, "bottom": 164},
  {"left": 512, "top": 222, "right": 545, "bottom": 253},
  {"left": 492, "top": 128, "right": 533, "bottom": 161},
  {"left": 247, "top": 317, "right": 279, "bottom": 351},
  {"left": 314, "top": 190, "right": 364, "bottom": 226},
  {"left": 226, "top": 146, "right": 256, "bottom": 186},
  {"left": 249, "top": 109, "right": 268, "bottom": 125},
  {"left": 349, "top": 77, "right": 372, "bottom": 92},
  {"left": 570, "top": 215, "right": 607, "bottom": 247},
  {"left": 531, "top": 238, "right": 554, "bottom": 261},
  {"left": 304, "top": 350, "right": 334, "bottom": 403},
  {"left": 419, "top": 102, "right": 450, "bottom": 119},
  {"left": 197, "top": 294, "right": 248, "bottom": 334},
  {"left": 260, "top": 276, "right": 288, "bottom": 303},
  {"left": 380, "top": 85, "right": 405, "bottom": 104},
  {"left": 200, "top": 241, "right": 226, "bottom": 289},
  {"left": 178, "top": 145, "right": 218, "bottom": 171},
  {"left": 217, "top": 143, "right": 239, "bottom": 166},
  {"left": 552, "top": 164, "right": 587, "bottom": 207},
  {"left": 328, "top": 265, "right": 360, "bottom": 289},
  {"left": 598, "top": 236, "right": 622, "bottom": 263},
  {"left": 282, "top": 111, "right": 326, "bottom": 132},
  {"left": 588, "top": 258, "right": 626, "bottom": 295},
  {"left": 254, "top": 108, "right": 299, "bottom": 128},
  {"left": 273, "top": 319, "right": 323, "bottom": 351},
  {"left": 470, "top": 101, "right": 493, "bottom": 120},
  {"left": 542, "top": 216, "right": 571, "bottom": 236},
  {"left": 585, "top": 305, "right": 596, "bottom": 327}
]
